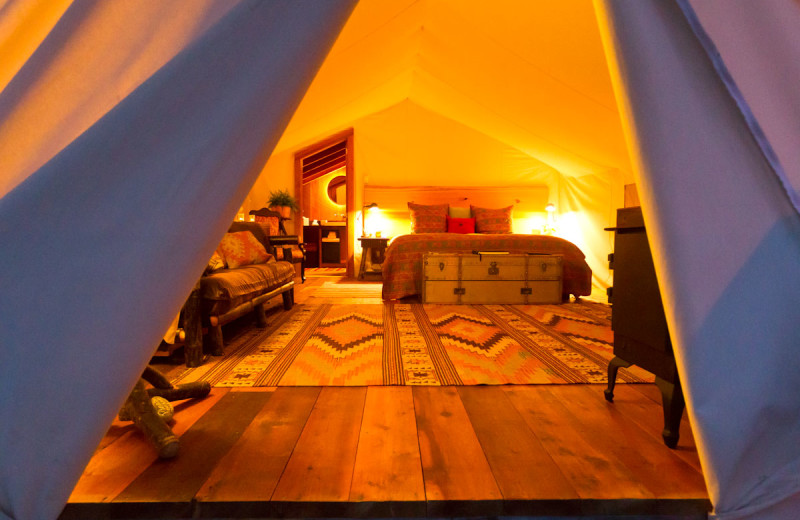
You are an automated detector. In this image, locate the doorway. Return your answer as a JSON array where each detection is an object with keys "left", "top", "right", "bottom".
[{"left": 294, "top": 129, "right": 355, "bottom": 276}]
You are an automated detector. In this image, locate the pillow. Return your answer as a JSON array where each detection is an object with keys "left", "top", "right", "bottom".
[
  {"left": 217, "top": 231, "right": 272, "bottom": 268},
  {"left": 254, "top": 215, "right": 280, "bottom": 236},
  {"left": 448, "top": 206, "right": 471, "bottom": 218},
  {"left": 206, "top": 250, "right": 226, "bottom": 272},
  {"left": 471, "top": 205, "right": 513, "bottom": 234},
  {"left": 447, "top": 216, "right": 476, "bottom": 234},
  {"left": 408, "top": 202, "right": 448, "bottom": 233}
]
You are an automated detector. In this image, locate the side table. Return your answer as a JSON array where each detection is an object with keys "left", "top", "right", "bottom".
[{"left": 358, "top": 236, "right": 390, "bottom": 279}]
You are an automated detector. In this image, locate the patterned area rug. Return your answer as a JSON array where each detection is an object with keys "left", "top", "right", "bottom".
[
  {"left": 305, "top": 267, "right": 347, "bottom": 277},
  {"left": 306, "top": 282, "right": 382, "bottom": 299},
  {"left": 174, "top": 302, "right": 653, "bottom": 387}
]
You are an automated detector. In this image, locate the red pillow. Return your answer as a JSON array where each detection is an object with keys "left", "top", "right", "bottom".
[{"left": 447, "top": 216, "right": 476, "bottom": 234}]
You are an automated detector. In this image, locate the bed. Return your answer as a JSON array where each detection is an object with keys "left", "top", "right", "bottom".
[{"left": 381, "top": 233, "right": 593, "bottom": 301}]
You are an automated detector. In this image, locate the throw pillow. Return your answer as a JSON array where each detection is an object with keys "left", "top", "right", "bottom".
[
  {"left": 446, "top": 216, "right": 476, "bottom": 234},
  {"left": 471, "top": 205, "right": 513, "bottom": 234},
  {"left": 206, "top": 250, "right": 226, "bottom": 272},
  {"left": 254, "top": 215, "right": 280, "bottom": 236},
  {"left": 218, "top": 231, "right": 272, "bottom": 268},
  {"left": 448, "top": 206, "right": 472, "bottom": 218},
  {"left": 408, "top": 202, "right": 448, "bottom": 233}
]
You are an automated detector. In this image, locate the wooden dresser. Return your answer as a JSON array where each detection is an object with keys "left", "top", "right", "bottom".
[{"left": 605, "top": 206, "right": 685, "bottom": 448}]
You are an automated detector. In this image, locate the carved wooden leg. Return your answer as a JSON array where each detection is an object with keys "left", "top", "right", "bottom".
[
  {"left": 183, "top": 280, "right": 204, "bottom": 367},
  {"left": 142, "top": 366, "right": 173, "bottom": 389},
  {"left": 149, "top": 381, "right": 211, "bottom": 401},
  {"left": 655, "top": 375, "right": 685, "bottom": 449},
  {"left": 604, "top": 356, "right": 632, "bottom": 402},
  {"left": 206, "top": 324, "right": 224, "bottom": 356},
  {"left": 254, "top": 302, "right": 268, "bottom": 328},
  {"left": 282, "top": 288, "right": 294, "bottom": 310},
  {"left": 120, "top": 380, "right": 180, "bottom": 458}
]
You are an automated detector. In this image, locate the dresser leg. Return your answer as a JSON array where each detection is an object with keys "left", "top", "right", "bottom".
[
  {"left": 604, "top": 356, "right": 631, "bottom": 402},
  {"left": 655, "top": 375, "right": 685, "bottom": 448}
]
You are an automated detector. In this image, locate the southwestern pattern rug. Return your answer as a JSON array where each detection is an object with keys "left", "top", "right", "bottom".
[{"left": 174, "top": 302, "right": 653, "bottom": 387}]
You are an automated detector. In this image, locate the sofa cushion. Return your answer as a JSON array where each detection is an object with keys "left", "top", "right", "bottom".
[
  {"left": 206, "top": 250, "right": 226, "bottom": 272},
  {"left": 218, "top": 231, "right": 271, "bottom": 268},
  {"left": 201, "top": 259, "right": 295, "bottom": 316}
]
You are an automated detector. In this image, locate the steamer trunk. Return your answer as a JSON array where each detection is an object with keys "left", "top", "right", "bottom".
[{"left": 422, "top": 252, "right": 563, "bottom": 304}]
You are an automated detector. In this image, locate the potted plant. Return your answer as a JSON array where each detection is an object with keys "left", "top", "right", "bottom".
[{"left": 267, "top": 189, "right": 299, "bottom": 219}]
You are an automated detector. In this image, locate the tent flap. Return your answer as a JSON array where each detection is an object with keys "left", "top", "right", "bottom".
[
  {"left": 0, "top": 1, "right": 356, "bottom": 518},
  {"left": 595, "top": 1, "right": 800, "bottom": 518}
]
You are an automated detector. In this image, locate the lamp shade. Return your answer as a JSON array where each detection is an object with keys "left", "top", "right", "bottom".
[{"left": 361, "top": 203, "right": 379, "bottom": 236}]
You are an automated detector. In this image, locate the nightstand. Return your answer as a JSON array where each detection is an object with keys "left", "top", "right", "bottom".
[{"left": 358, "top": 236, "right": 390, "bottom": 279}]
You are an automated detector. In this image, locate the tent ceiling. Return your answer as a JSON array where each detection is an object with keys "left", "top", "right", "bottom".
[
  {"left": 274, "top": 0, "right": 631, "bottom": 181},
  {"left": 355, "top": 99, "right": 558, "bottom": 186}
]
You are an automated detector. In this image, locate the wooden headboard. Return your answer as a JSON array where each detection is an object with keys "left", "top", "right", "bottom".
[{"left": 363, "top": 185, "right": 550, "bottom": 237}]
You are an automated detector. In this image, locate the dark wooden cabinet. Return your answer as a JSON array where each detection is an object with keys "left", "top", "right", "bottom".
[
  {"left": 303, "top": 224, "right": 347, "bottom": 268},
  {"left": 605, "top": 206, "right": 685, "bottom": 448},
  {"left": 303, "top": 225, "right": 320, "bottom": 268}
]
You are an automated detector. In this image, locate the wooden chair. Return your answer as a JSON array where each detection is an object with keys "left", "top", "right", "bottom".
[{"left": 249, "top": 208, "right": 306, "bottom": 282}]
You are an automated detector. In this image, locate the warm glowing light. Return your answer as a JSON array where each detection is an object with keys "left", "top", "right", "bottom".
[
  {"left": 543, "top": 203, "right": 558, "bottom": 235},
  {"left": 552, "top": 211, "right": 582, "bottom": 245},
  {"left": 361, "top": 203, "right": 380, "bottom": 236},
  {"left": 515, "top": 213, "right": 546, "bottom": 234}
]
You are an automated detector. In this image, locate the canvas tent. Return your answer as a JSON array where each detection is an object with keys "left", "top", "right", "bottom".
[{"left": 0, "top": 1, "right": 798, "bottom": 519}]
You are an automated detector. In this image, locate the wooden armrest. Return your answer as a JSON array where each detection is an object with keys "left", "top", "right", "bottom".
[{"left": 269, "top": 235, "right": 300, "bottom": 246}]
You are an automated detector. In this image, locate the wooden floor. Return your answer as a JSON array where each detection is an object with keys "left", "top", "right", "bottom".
[{"left": 62, "top": 276, "right": 711, "bottom": 519}]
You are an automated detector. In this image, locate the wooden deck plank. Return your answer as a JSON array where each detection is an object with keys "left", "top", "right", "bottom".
[
  {"left": 113, "top": 390, "right": 271, "bottom": 503},
  {"left": 609, "top": 384, "right": 703, "bottom": 472},
  {"left": 270, "top": 386, "right": 367, "bottom": 505},
  {"left": 630, "top": 383, "right": 700, "bottom": 448},
  {"left": 67, "top": 388, "right": 228, "bottom": 503},
  {"left": 194, "top": 386, "right": 321, "bottom": 514},
  {"left": 503, "top": 386, "right": 654, "bottom": 501},
  {"left": 457, "top": 386, "right": 579, "bottom": 505},
  {"left": 349, "top": 387, "right": 426, "bottom": 517},
  {"left": 548, "top": 385, "right": 709, "bottom": 502},
  {"left": 413, "top": 386, "right": 503, "bottom": 517}
]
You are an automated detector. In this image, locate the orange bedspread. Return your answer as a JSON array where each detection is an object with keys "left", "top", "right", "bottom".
[{"left": 381, "top": 233, "right": 592, "bottom": 300}]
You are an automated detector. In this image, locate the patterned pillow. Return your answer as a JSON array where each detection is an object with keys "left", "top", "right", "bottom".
[
  {"left": 217, "top": 231, "right": 272, "bottom": 268},
  {"left": 207, "top": 250, "right": 226, "bottom": 272},
  {"left": 408, "top": 202, "right": 448, "bottom": 233},
  {"left": 471, "top": 205, "right": 513, "bottom": 234},
  {"left": 254, "top": 215, "right": 280, "bottom": 236},
  {"left": 446, "top": 216, "right": 476, "bottom": 234}
]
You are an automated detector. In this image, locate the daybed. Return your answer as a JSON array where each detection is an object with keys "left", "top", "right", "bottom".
[
  {"left": 198, "top": 221, "right": 296, "bottom": 355},
  {"left": 380, "top": 202, "right": 593, "bottom": 301}
]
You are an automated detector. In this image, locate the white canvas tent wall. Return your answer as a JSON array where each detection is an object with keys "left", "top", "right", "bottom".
[{"left": 0, "top": 1, "right": 798, "bottom": 519}]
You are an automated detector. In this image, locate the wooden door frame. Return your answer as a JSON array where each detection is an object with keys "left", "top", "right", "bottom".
[{"left": 294, "top": 128, "right": 355, "bottom": 277}]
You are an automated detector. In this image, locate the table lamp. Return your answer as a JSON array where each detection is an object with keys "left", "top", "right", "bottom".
[{"left": 362, "top": 202, "right": 379, "bottom": 237}]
